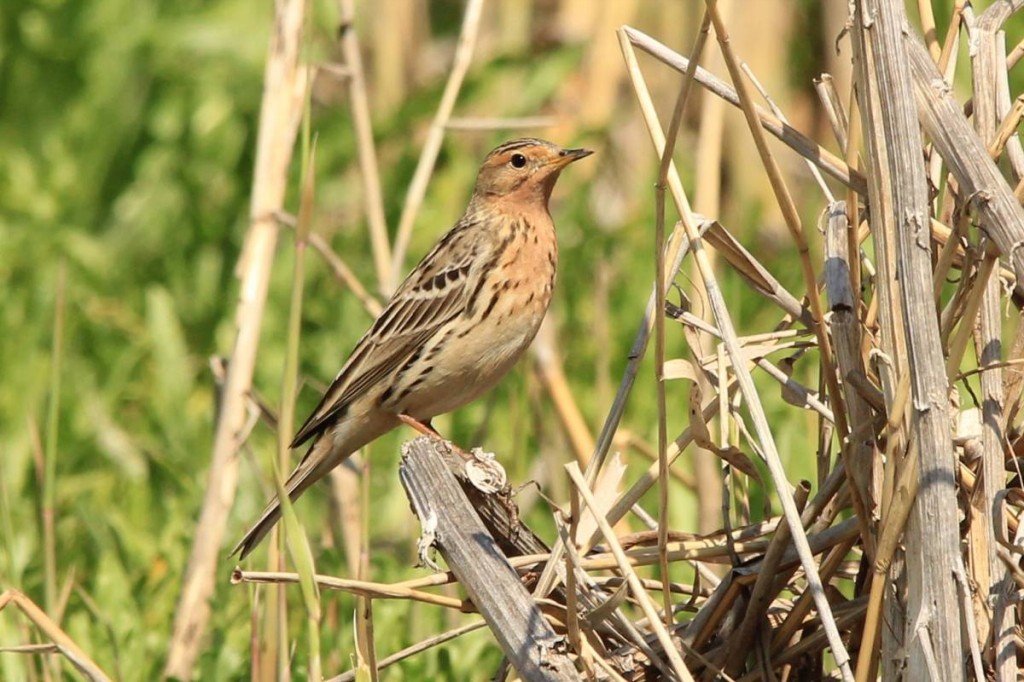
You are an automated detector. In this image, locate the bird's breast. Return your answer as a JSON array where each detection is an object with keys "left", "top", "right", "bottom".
[{"left": 395, "top": 219, "right": 558, "bottom": 419}]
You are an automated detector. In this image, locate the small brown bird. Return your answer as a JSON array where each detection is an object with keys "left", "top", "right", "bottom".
[{"left": 232, "top": 138, "right": 592, "bottom": 559}]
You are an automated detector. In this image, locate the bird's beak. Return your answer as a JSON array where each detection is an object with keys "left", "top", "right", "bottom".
[{"left": 549, "top": 147, "right": 594, "bottom": 168}]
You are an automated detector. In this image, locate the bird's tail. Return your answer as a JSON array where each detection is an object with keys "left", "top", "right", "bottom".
[{"left": 230, "top": 435, "right": 347, "bottom": 560}]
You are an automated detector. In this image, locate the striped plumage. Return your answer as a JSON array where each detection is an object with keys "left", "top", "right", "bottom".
[{"left": 232, "top": 138, "right": 592, "bottom": 559}]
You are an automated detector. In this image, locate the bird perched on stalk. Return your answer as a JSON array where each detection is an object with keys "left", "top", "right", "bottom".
[{"left": 232, "top": 138, "right": 592, "bottom": 559}]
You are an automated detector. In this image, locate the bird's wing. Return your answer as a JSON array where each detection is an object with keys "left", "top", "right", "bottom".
[{"left": 290, "top": 218, "right": 484, "bottom": 448}]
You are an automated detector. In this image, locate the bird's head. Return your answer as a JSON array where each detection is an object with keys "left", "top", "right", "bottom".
[{"left": 472, "top": 138, "right": 593, "bottom": 204}]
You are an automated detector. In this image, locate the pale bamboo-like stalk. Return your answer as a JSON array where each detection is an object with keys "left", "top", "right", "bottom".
[
  {"left": 164, "top": 0, "right": 307, "bottom": 676},
  {"left": 916, "top": 0, "right": 941, "bottom": 61}
]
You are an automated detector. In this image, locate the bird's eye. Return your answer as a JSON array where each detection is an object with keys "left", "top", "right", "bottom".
[{"left": 510, "top": 153, "right": 527, "bottom": 168}]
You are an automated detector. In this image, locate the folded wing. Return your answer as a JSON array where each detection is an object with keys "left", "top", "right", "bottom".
[{"left": 290, "top": 219, "right": 482, "bottom": 448}]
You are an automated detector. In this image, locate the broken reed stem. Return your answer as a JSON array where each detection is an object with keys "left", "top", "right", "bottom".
[{"left": 400, "top": 438, "right": 579, "bottom": 681}]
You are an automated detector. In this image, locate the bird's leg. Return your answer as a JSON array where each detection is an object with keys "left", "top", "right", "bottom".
[
  {"left": 397, "top": 414, "right": 439, "bottom": 437},
  {"left": 397, "top": 416, "right": 512, "bottom": 502},
  {"left": 397, "top": 414, "right": 471, "bottom": 459}
]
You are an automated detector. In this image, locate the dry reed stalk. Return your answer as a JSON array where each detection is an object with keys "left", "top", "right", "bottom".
[
  {"left": 445, "top": 116, "right": 558, "bottom": 130},
  {"left": 626, "top": 14, "right": 855, "bottom": 676},
  {"left": 338, "top": 0, "right": 392, "bottom": 290},
  {"left": 624, "top": 27, "right": 865, "bottom": 194},
  {"left": 565, "top": 462, "right": 694, "bottom": 680},
  {"left": 824, "top": 203, "right": 876, "bottom": 552},
  {"left": 0, "top": 590, "right": 111, "bottom": 682},
  {"left": 689, "top": 9, "right": 727, "bottom": 537},
  {"left": 388, "top": 0, "right": 485, "bottom": 292},
  {"left": 909, "top": 41, "right": 1024, "bottom": 294},
  {"left": 706, "top": 1, "right": 848, "bottom": 442},
  {"left": 815, "top": 74, "right": 850, "bottom": 152},
  {"left": 165, "top": 0, "right": 307, "bottom": 676},
  {"left": 326, "top": 620, "right": 487, "bottom": 682},
  {"left": 531, "top": 320, "right": 596, "bottom": 466},
  {"left": 233, "top": 569, "right": 467, "bottom": 610},
  {"left": 970, "top": 9, "right": 1020, "bottom": 682},
  {"left": 651, "top": 7, "right": 706, "bottom": 633}
]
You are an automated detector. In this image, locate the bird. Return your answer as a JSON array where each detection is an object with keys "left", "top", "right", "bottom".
[{"left": 232, "top": 138, "right": 592, "bottom": 559}]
